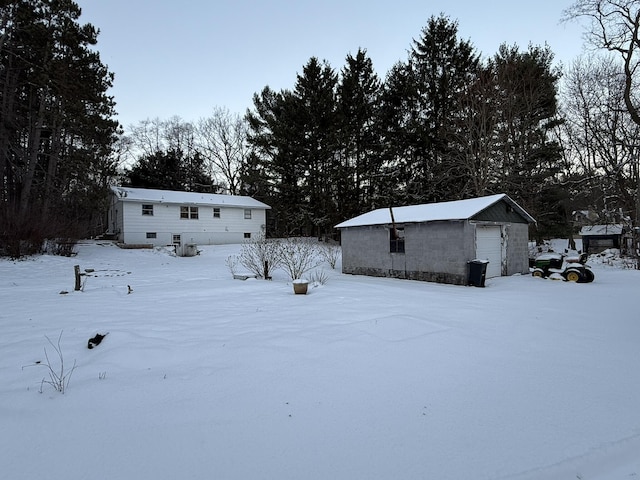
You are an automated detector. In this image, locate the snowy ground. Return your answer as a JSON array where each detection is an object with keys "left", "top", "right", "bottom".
[{"left": 1, "top": 241, "right": 639, "bottom": 480}]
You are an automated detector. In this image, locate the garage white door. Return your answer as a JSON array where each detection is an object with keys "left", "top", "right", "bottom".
[{"left": 475, "top": 226, "right": 503, "bottom": 278}]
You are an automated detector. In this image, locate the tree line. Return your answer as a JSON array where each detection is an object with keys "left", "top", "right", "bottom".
[
  {"left": 0, "top": 0, "right": 119, "bottom": 255},
  {"left": 124, "top": 17, "right": 565, "bottom": 239},
  {"left": 2, "top": 0, "right": 640, "bottom": 255}
]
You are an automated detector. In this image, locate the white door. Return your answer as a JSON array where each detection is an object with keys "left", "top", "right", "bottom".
[{"left": 475, "top": 226, "right": 503, "bottom": 278}]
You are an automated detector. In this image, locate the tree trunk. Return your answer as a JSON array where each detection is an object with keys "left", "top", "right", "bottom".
[{"left": 19, "top": 89, "right": 48, "bottom": 214}]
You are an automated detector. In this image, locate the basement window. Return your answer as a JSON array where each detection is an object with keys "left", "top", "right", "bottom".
[
  {"left": 390, "top": 227, "right": 405, "bottom": 253},
  {"left": 244, "top": 232, "right": 251, "bottom": 239},
  {"left": 146, "top": 232, "right": 157, "bottom": 239},
  {"left": 142, "top": 204, "right": 154, "bottom": 216}
]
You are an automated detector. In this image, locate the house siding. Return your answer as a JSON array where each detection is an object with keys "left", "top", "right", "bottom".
[{"left": 116, "top": 201, "right": 266, "bottom": 246}]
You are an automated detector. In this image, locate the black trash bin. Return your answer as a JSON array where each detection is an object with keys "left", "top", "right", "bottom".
[{"left": 468, "top": 259, "right": 489, "bottom": 287}]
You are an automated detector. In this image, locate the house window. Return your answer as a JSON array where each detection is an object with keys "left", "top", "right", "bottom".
[
  {"left": 244, "top": 209, "right": 252, "bottom": 219},
  {"left": 213, "top": 207, "right": 221, "bottom": 218},
  {"left": 390, "top": 227, "right": 405, "bottom": 253},
  {"left": 146, "top": 232, "right": 157, "bottom": 239},
  {"left": 172, "top": 234, "right": 181, "bottom": 245},
  {"left": 244, "top": 232, "right": 251, "bottom": 239},
  {"left": 180, "top": 206, "right": 198, "bottom": 219},
  {"left": 142, "top": 204, "right": 154, "bottom": 216}
]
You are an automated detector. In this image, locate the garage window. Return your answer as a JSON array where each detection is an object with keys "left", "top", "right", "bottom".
[{"left": 390, "top": 227, "right": 405, "bottom": 253}]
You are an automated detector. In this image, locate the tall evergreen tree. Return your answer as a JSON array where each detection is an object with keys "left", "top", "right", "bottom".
[
  {"left": 247, "top": 86, "right": 306, "bottom": 236},
  {"left": 490, "top": 44, "right": 564, "bottom": 237},
  {"left": 336, "top": 48, "right": 383, "bottom": 218},
  {"left": 126, "top": 148, "right": 213, "bottom": 192},
  {"left": 292, "top": 57, "right": 339, "bottom": 236},
  {"left": 381, "top": 15, "right": 480, "bottom": 204},
  {"left": 247, "top": 59, "right": 339, "bottom": 237},
  {"left": 0, "top": 0, "right": 119, "bottom": 248},
  {"left": 378, "top": 61, "right": 419, "bottom": 206}
]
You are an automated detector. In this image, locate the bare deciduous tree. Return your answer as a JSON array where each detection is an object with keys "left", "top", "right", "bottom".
[
  {"left": 196, "top": 107, "right": 249, "bottom": 195},
  {"left": 564, "top": 1, "right": 640, "bottom": 265},
  {"left": 563, "top": 0, "right": 640, "bottom": 126},
  {"left": 561, "top": 55, "right": 640, "bottom": 220},
  {"left": 127, "top": 118, "right": 166, "bottom": 158},
  {"left": 127, "top": 116, "right": 197, "bottom": 159}
]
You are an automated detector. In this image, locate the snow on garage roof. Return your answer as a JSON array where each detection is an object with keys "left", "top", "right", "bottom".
[
  {"left": 335, "top": 194, "right": 534, "bottom": 228},
  {"left": 111, "top": 186, "right": 270, "bottom": 209}
]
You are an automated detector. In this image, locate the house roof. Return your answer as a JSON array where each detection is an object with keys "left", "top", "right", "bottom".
[
  {"left": 335, "top": 194, "right": 535, "bottom": 228},
  {"left": 111, "top": 186, "right": 270, "bottom": 209},
  {"left": 579, "top": 224, "right": 624, "bottom": 236}
]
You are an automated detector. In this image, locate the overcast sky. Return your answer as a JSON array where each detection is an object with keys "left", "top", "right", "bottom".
[{"left": 75, "top": 0, "right": 587, "bottom": 131}]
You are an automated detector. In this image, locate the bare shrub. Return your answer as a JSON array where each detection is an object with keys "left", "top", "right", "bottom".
[
  {"left": 45, "top": 238, "right": 78, "bottom": 257},
  {"left": 319, "top": 243, "right": 341, "bottom": 269},
  {"left": 308, "top": 268, "right": 330, "bottom": 286},
  {"left": 278, "top": 237, "right": 322, "bottom": 280},
  {"left": 239, "top": 234, "right": 281, "bottom": 279},
  {"left": 25, "top": 331, "right": 77, "bottom": 394},
  {"left": 225, "top": 255, "right": 239, "bottom": 276}
]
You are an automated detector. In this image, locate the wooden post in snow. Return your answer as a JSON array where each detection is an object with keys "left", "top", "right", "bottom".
[{"left": 74, "top": 265, "right": 81, "bottom": 291}]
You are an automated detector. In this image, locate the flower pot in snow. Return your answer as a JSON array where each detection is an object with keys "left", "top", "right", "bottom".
[{"left": 292, "top": 280, "right": 308, "bottom": 295}]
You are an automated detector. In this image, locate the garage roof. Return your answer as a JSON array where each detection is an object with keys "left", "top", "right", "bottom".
[{"left": 335, "top": 194, "right": 535, "bottom": 228}]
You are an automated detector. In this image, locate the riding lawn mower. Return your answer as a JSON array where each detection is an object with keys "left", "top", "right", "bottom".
[{"left": 530, "top": 252, "right": 595, "bottom": 283}]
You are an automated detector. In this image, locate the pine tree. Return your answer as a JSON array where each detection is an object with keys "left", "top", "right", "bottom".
[
  {"left": 403, "top": 15, "right": 480, "bottom": 203},
  {"left": 489, "top": 44, "right": 564, "bottom": 237},
  {"left": 0, "top": 0, "right": 119, "bottom": 248},
  {"left": 246, "top": 59, "right": 340, "bottom": 237},
  {"left": 336, "top": 48, "right": 383, "bottom": 218},
  {"left": 247, "top": 86, "right": 307, "bottom": 236},
  {"left": 126, "top": 149, "right": 213, "bottom": 192},
  {"left": 292, "top": 57, "right": 339, "bottom": 236}
]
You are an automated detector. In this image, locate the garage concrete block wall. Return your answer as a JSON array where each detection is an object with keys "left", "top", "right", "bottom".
[
  {"left": 505, "top": 223, "right": 530, "bottom": 275},
  {"left": 341, "top": 225, "right": 393, "bottom": 275},
  {"left": 404, "top": 221, "right": 473, "bottom": 284},
  {"left": 341, "top": 221, "right": 478, "bottom": 285}
]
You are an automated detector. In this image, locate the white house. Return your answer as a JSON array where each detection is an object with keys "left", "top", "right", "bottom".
[{"left": 108, "top": 186, "right": 270, "bottom": 246}]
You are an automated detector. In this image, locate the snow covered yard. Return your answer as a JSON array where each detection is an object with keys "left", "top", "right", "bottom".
[{"left": 1, "top": 241, "right": 639, "bottom": 480}]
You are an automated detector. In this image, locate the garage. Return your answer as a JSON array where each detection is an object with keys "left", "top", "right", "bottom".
[
  {"left": 475, "top": 225, "right": 504, "bottom": 278},
  {"left": 336, "top": 193, "right": 535, "bottom": 286}
]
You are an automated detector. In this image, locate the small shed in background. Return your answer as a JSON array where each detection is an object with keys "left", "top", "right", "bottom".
[
  {"left": 335, "top": 194, "right": 535, "bottom": 286},
  {"left": 579, "top": 224, "right": 625, "bottom": 254}
]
